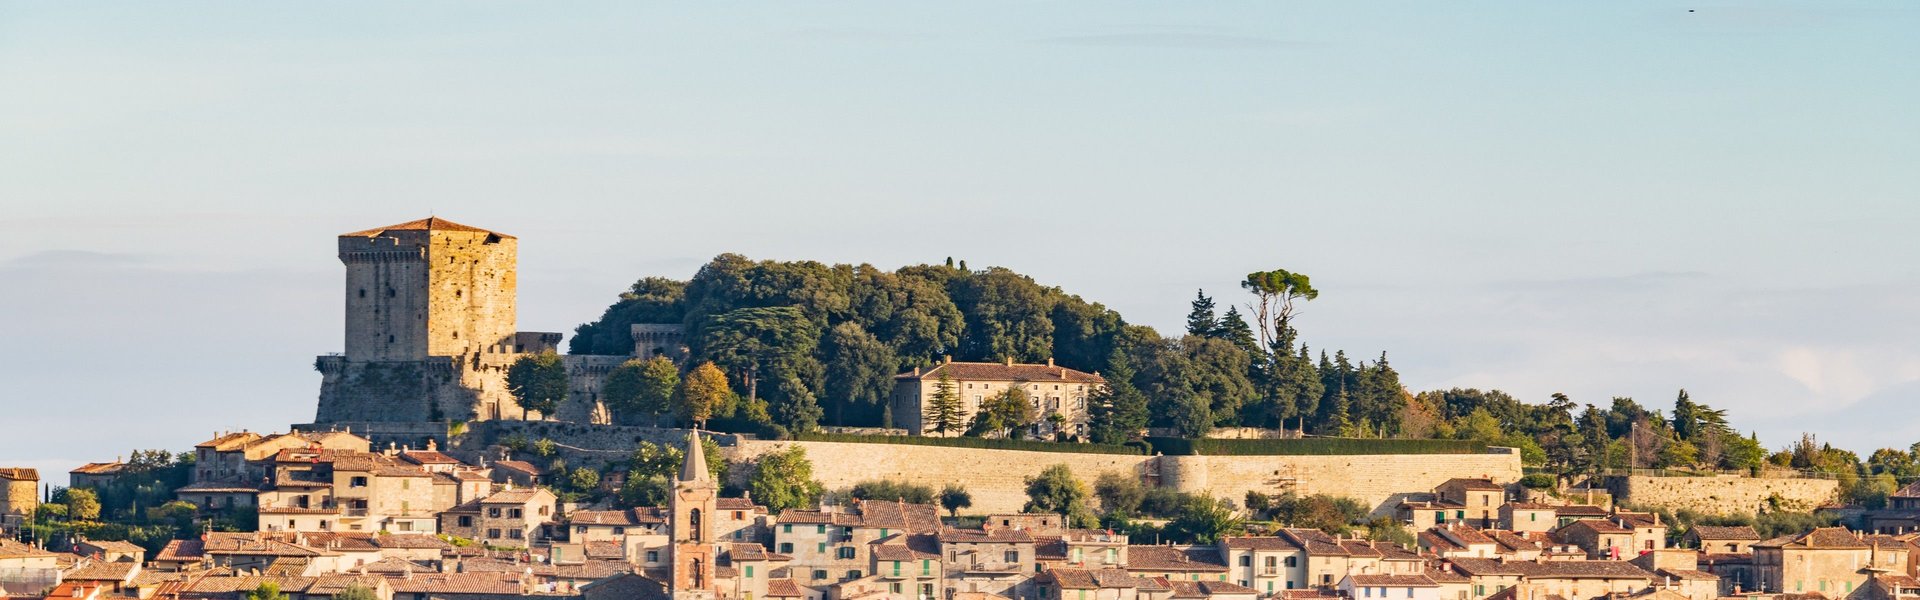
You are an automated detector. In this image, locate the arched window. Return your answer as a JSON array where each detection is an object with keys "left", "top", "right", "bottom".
[{"left": 689, "top": 508, "right": 703, "bottom": 542}]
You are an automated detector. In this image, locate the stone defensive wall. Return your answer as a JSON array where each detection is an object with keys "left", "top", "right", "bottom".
[
  {"left": 729, "top": 439, "right": 1522, "bottom": 516},
  {"left": 1605, "top": 473, "right": 1839, "bottom": 515}
]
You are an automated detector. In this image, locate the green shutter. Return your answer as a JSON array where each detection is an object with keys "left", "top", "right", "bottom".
[{"left": 746, "top": 566, "right": 754, "bottom": 578}]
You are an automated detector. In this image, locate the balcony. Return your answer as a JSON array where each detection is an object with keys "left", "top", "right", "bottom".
[{"left": 342, "top": 507, "right": 370, "bottom": 517}]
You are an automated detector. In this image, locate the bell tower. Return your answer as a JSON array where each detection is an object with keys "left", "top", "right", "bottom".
[{"left": 669, "top": 431, "right": 717, "bottom": 600}]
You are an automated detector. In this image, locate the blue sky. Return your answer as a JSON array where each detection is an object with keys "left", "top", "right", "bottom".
[{"left": 3, "top": 2, "right": 1918, "bottom": 476}]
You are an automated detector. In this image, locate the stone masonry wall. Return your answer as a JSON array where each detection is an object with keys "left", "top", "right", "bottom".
[
  {"left": 729, "top": 440, "right": 1522, "bottom": 516},
  {"left": 1606, "top": 474, "right": 1839, "bottom": 515}
]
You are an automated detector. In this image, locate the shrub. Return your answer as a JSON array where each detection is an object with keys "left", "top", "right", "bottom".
[{"left": 1520, "top": 473, "right": 1557, "bottom": 489}]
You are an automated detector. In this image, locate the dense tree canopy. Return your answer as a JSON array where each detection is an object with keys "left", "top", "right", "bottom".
[{"left": 567, "top": 257, "right": 1811, "bottom": 487}]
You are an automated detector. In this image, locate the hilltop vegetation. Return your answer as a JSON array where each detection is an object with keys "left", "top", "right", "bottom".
[{"left": 568, "top": 254, "right": 1901, "bottom": 500}]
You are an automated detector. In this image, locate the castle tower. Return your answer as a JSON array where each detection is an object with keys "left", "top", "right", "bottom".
[
  {"left": 314, "top": 218, "right": 561, "bottom": 429},
  {"left": 668, "top": 431, "right": 717, "bottom": 600},
  {"left": 337, "top": 217, "right": 518, "bottom": 361}
]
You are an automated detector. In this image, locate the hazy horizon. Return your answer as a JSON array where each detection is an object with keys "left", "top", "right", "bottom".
[{"left": 4, "top": 2, "right": 1918, "bottom": 477}]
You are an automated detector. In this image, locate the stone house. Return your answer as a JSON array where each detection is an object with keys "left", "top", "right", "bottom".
[
  {"left": 890, "top": 358, "right": 1105, "bottom": 439},
  {"left": 1498, "top": 503, "right": 1557, "bottom": 534},
  {"left": 727, "top": 541, "right": 797, "bottom": 600},
  {"left": 1418, "top": 525, "right": 1498, "bottom": 559},
  {"left": 1123, "top": 546, "right": 1230, "bottom": 584},
  {"left": 0, "top": 468, "right": 38, "bottom": 534},
  {"left": 1339, "top": 574, "right": 1441, "bottom": 600},
  {"left": 1555, "top": 519, "right": 1636, "bottom": 560},
  {"left": 774, "top": 501, "right": 943, "bottom": 587},
  {"left": 1753, "top": 527, "right": 1909, "bottom": 595},
  {"left": 68, "top": 462, "right": 128, "bottom": 490},
  {"left": 1682, "top": 525, "right": 1759, "bottom": 555},
  {"left": 1042, "top": 529, "right": 1128, "bottom": 571},
  {"left": 439, "top": 487, "right": 557, "bottom": 547},
  {"left": 491, "top": 460, "right": 545, "bottom": 488},
  {"left": 1434, "top": 479, "right": 1505, "bottom": 528},
  {"left": 1037, "top": 567, "right": 1144, "bottom": 600},
  {"left": 717, "top": 496, "right": 773, "bottom": 544},
  {"left": 855, "top": 533, "right": 942, "bottom": 600},
  {"left": 1219, "top": 536, "right": 1305, "bottom": 594},
  {"left": 1611, "top": 512, "right": 1669, "bottom": 554},
  {"left": 939, "top": 528, "right": 1037, "bottom": 599}
]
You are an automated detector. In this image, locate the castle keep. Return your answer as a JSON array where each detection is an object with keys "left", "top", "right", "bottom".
[{"left": 314, "top": 218, "right": 561, "bottom": 425}]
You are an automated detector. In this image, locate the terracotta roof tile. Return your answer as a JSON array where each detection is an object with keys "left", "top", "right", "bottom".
[
  {"left": 1124, "top": 546, "right": 1227, "bottom": 572},
  {"left": 341, "top": 217, "right": 514, "bottom": 239},
  {"left": 899, "top": 362, "right": 1105, "bottom": 384},
  {"left": 1348, "top": 574, "right": 1439, "bottom": 587},
  {"left": 1688, "top": 525, "right": 1759, "bottom": 541}
]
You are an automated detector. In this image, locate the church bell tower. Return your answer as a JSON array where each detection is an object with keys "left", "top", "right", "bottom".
[{"left": 669, "top": 431, "right": 718, "bottom": 600}]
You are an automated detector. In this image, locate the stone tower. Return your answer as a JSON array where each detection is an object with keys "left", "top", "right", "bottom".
[
  {"left": 314, "top": 218, "right": 560, "bottom": 427},
  {"left": 668, "top": 431, "right": 717, "bottom": 600}
]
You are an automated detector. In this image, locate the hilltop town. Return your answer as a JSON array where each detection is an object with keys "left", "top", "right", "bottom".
[{"left": 4, "top": 218, "right": 1916, "bottom": 600}]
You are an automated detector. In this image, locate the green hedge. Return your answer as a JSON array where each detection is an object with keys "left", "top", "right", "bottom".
[
  {"left": 1143, "top": 437, "right": 1487, "bottom": 456},
  {"left": 790, "top": 432, "right": 1145, "bottom": 455}
]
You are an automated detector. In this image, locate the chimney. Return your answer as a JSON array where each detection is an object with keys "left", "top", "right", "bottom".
[
  {"left": 1004, "top": 356, "right": 1013, "bottom": 366},
  {"left": 913, "top": 367, "right": 921, "bottom": 377},
  {"left": 943, "top": 355, "right": 952, "bottom": 364},
  {"left": 1047, "top": 358, "right": 1054, "bottom": 367}
]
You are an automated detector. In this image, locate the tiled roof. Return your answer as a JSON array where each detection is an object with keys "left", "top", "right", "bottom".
[
  {"left": 899, "top": 361, "right": 1105, "bottom": 384},
  {"left": 718, "top": 497, "right": 766, "bottom": 512},
  {"left": 77, "top": 539, "right": 146, "bottom": 555},
  {"left": 731, "top": 543, "right": 794, "bottom": 562},
  {"left": 1279, "top": 529, "right": 1350, "bottom": 555},
  {"left": 70, "top": 462, "right": 127, "bottom": 475},
  {"left": 0, "top": 467, "right": 40, "bottom": 481},
  {"left": 0, "top": 539, "right": 58, "bottom": 559},
  {"left": 1169, "top": 580, "right": 1257, "bottom": 598},
  {"left": 386, "top": 572, "right": 524, "bottom": 594},
  {"left": 781, "top": 502, "right": 940, "bottom": 532},
  {"left": 400, "top": 450, "right": 463, "bottom": 465},
  {"left": 1124, "top": 545, "right": 1227, "bottom": 572},
  {"left": 766, "top": 579, "right": 807, "bottom": 597},
  {"left": 1559, "top": 519, "right": 1630, "bottom": 535},
  {"left": 1504, "top": 502, "right": 1557, "bottom": 510},
  {"left": 1042, "top": 568, "right": 1140, "bottom": 590},
  {"left": 64, "top": 560, "right": 137, "bottom": 582},
  {"left": 1781, "top": 527, "right": 1871, "bottom": 549},
  {"left": 493, "top": 460, "right": 543, "bottom": 476},
  {"left": 341, "top": 217, "right": 513, "bottom": 239},
  {"left": 571, "top": 510, "right": 642, "bottom": 526},
  {"left": 1688, "top": 525, "right": 1759, "bottom": 541},
  {"left": 940, "top": 528, "right": 1034, "bottom": 544},
  {"left": 358, "top": 556, "right": 429, "bottom": 573},
  {"left": 1531, "top": 561, "right": 1655, "bottom": 579},
  {"left": 585, "top": 541, "right": 626, "bottom": 560},
  {"left": 578, "top": 573, "right": 667, "bottom": 600},
  {"left": 1658, "top": 569, "right": 1721, "bottom": 581},
  {"left": 1554, "top": 505, "right": 1609, "bottom": 517},
  {"left": 1486, "top": 530, "right": 1540, "bottom": 553},
  {"left": 1441, "top": 478, "right": 1504, "bottom": 491},
  {"left": 1220, "top": 536, "right": 1303, "bottom": 551},
  {"left": 154, "top": 539, "right": 205, "bottom": 562},
  {"left": 374, "top": 533, "right": 450, "bottom": 550},
  {"left": 1348, "top": 574, "right": 1439, "bottom": 587},
  {"left": 196, "top": 432, "right": 263, "bottom": 450}
]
